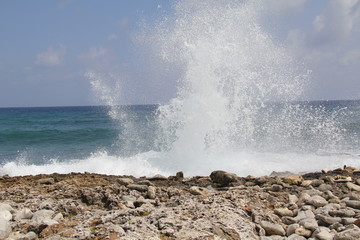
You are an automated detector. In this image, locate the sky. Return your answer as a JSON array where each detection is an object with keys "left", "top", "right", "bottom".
[{"left": 0, "top": 0, "right": 359, "bottom": 107}]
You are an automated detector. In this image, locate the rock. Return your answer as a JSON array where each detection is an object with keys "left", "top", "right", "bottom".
[
  {"left": 23, "top": 231, "right": 37, "bottom": 240},
  {"left": 0, "top": 203, "right": 13, "bottom": 213},
  {"left": 287, "top": 223, "right": 300, "bottom": 236},
  {"left": 189, "top": 186, "right": 209, "bottom": 195},
  {"left": 301, "top": 180, "right": 312, "bottom": 187},
  {"left": 282, "top": 175, "right": 304, "bottom": 185},
  {"left": 147, "top": 186, "right": 156, "bottom": 199},
  {"left": 311, "top": 179, "right": 324, "bottom": 187},
  {"left": 288, "top": 234, "right": 307, "bottom": 240},
  {"left": 295, "top": 226, "right": 312, "bottom": 237},
  {"left": 0, "top": 218, "right": 11, "bottom": 240},
  {"left": 32, "top": 209, "right": 55, "bottom": 224},
  {"left": 322, "top": 168, "right": 330, "bottom": 173},
  {"left": 274, "top": 208, "right": 293, "bottom": 217},
  {"left": 117, "top": 178, "right": 134, "bottom": 186},
  {"left": 148, "top": 174, "right": 167, "bottom": 180},
  {"left": 210, "top": 170, "right": 238, "bottom": 186},
  {"left": 328, "top": 209, "right": 356, "bottom": 218},
  {"left": 299, "top": 218, "right": 318, "bottom": 231},
  {"left": 317, "top": 214, "right": 342, "bottom": 226},
  {"left": 334, "top": 224, "right": 360, "bottom": 240},
  {"left": 270, "top": 184, "right": 283, "bottom": 192},
  {"left": 37, "top": 177, "right": 55, "bottom": 184},
  {"left": 269, "top": 171, "right": 294, "bottom": 177},
  {"left": 260, "top": 221, "right": 285, "bottom": 236},
  {"left": 298, "top": 193, "right": 311, "bottom": 206},
  {"left": 346, "top": 182, "right": 360, "bottom": 191},
  {"left": 127, "top": 184, "right": 148, "bottom": 192},
  {"left": 15, "top": 208, "right": 33, "bottom": 220},
  {"left": 318, "top": 184, "right": 333, "bottom": 192},
  {"left": 314, "top": 227, "right": 335, "bottom": 240},
  {"left": 344, "top": 200, "right": 360, "bottom": 209},
  {"left": 289, "top": 195, "right": 299, "bottom": 205},
  {"left": 306, "top": 195, "right": 328, "bottom": 208},
  {"left": 335, "top": 177, "right": 352, "bottom": 183},
  {"left": 342, "top": 218, "right": 357, "bottom": 225},
  {"left": 0, "top": 210, "right": 12, "bottom": 221},
  {"left": 175, "top": 171, "right": 184, "bottom": 179}
]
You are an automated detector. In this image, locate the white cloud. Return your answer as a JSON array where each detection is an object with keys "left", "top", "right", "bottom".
[
  {"left": 36, "top": 44, "right": 66, "bottom": 67},
  {"left": 107, "top": 34, "right": 118, "bottom": 41},
  {"left": 78, "top": 46, "right": 108, "bottom": 61}
]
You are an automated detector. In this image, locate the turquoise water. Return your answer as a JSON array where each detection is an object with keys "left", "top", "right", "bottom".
[{"left": 1, "top": 100, "right": 360, "bottom": 177}]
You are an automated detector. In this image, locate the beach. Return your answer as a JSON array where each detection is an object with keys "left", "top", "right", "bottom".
[{"left": 1, "top": 167, "right": 360, "bottom": 239}]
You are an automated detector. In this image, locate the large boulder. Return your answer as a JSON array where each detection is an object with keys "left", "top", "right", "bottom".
[
  {"left": 210, "top": 170, "right": 238, "bottom": 186},
  {"left": 0, "top": 218, "right": 11, "bottom": 240}
]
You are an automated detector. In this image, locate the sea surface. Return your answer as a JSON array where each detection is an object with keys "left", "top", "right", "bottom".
[{"left": 1, "top": 101, "right": 360, "bottom": 177}]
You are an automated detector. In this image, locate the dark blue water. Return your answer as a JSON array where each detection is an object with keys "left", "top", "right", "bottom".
[{"left": 0, "top": 101, "right": 360, "bottom": 177}]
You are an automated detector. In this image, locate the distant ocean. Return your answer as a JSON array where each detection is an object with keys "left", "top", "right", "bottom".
[{"left": 1, "top": 101, "right": 360, "bottom": 177}]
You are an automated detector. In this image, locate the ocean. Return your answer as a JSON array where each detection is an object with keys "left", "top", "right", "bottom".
[{"left": 1, "top": 101, "right": 360, "bottom": 177}]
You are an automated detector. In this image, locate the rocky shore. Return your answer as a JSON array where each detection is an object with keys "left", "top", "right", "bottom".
[{"left": 1, "top": 167, "right": 360, "bottom": 239}]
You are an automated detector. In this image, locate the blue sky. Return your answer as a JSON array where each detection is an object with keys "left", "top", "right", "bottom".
[{"left": 0, "top": 0, "right": 360, "bottom": 107}]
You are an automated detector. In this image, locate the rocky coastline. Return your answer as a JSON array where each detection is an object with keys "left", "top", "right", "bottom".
[{"left": 1, "top": 167, "right": 360, "bottom": 239}]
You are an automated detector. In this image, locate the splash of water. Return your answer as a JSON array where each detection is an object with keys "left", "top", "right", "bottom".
[{"left": 89, "top": 0, "right": 350, "bottom": 176}]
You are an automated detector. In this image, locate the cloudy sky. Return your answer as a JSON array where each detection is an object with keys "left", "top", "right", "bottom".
[{"left": 0, "top": 0, "right": 359, "bottom": 107}]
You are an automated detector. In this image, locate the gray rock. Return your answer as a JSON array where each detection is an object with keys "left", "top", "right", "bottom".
[
  {"left": 15, "top": 208, "right": 33, "bottom": 220},
  {"left": 117, "top": 177, "right": 134, "bottom": 186},
  {"left": 289, "top": 194, "right": 299, "bottom": 205},
  {"left": 148, "top": 174, "right": 167, "bottom": 180},
  {"left": 344, "top": 200, "right": 360, "bottom": 209},
  {"left": 31, "top": 209, "right": 55, "bottom": 224},
  {"left": 260, "top": 221, "right": 285, "bottom": 236},
  {"left": 210, "top": 170, "right": 238, "bottom": 186},
  {"left": 329, "top": 209, "right": 356, "bottom": 218},
  {"left": 346, "top": 182, "right": 360, "bottom": 191},
  {"left": 274, "top": 207, "right": 293, "bottom": 217},
  {"left": 318, "top": 184, "right": 333, "bottom": 192},
  {"left": 317, "top": 214, "right": 342, "bottom": 226},
  {"left": 189, "top": 186, "right": 209, "bottom": 195},
  {"left": 0, "top": 203, "right": 13, "bottom": 213},
  {"left": 127, "top": 184, "right": 148, "bottom": 192},
  {"left": 37, "top": 177, "right": 55, "bottom": 184},
  {"left": 313, "top": 227, "right": 335, "bottom": 240},
  {"left": 147, "top": 186, "right": 156, "bottom": 199},
  {"left": 299, "top": 218, "right": 318, "bottom": 231},
  {"left": 287, "top": 223, "right": 300, "bottom": 236},
  {"left": 334, "top": 224, "right": 360, "bottom": 240},
  {"left": 0, "top": 218, "right": 11, "bottom": 240},
  {"left": 0, "top": 210, "right": 12, "bottom": 221},
  {"left": 307, "top": 195, "right": 328, "bottom": 208},
  {"left": 295, "top": 226, "right": 312, "bottom": 237},
  {"left": 288, "top": 234, "right": 307, "bottom": 240},
  {"left": 342, "top": 218, "right": 357, "bottom": 225},
  {"left": 23, "top": 231, "right": 37, "bottom": 240},
  {"left": 294, "top": 210, "right": 315, "bottom": 222}
]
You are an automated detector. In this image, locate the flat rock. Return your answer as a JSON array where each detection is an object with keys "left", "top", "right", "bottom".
[
  {"left": 32, "top": 210, "right": 55, "bottom": 225},
  {"left": 344, "top": 200, "right": 360, "bottom": 209},
  {"left": 127, "top": 184, "right": 148, "bottom": 192},
  {"left": 189, "top": 186, "right": 209, "bottom": 195},
  {"left": 37, "top": 178, "right": 55, "bottom": 185},
  {"left": 274, "top": 207, "right": 293, "bottom": 217}
]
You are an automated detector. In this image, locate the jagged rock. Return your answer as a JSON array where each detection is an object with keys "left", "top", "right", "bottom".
[
  {"left": 313, "top": 227, "right": 335, "bottom": 240},
  {"left": 299, "top": 218, "right": 318, "bottom": 231},
  {"left": 210, "top": 170, "right": 238, "bottom": 186},
  {"left": 260, "top": 221, "right": 285, "bottom": 236},
  {"left": 0, "top": 218, "right": 11, "bottom": 240}
]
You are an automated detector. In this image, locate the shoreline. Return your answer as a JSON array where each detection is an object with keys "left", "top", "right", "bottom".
[{"left": 1, "top": 167, "right": 360, "bottom": 239}]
